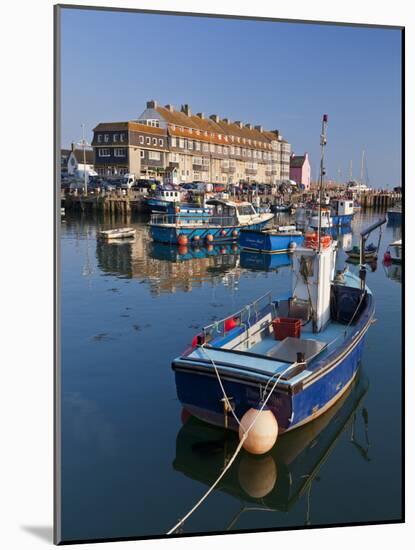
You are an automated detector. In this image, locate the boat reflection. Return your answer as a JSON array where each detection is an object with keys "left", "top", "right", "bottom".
[
  {"left": 173, "top": 375, "right": 369, "bottom": 529},
  {"left": 240, "top": 251, "right": 292, "bottom": 271},
  {"left": 383, "top": 262, "right": 402, "bottom": 284},
  {"left": 96, "top": 231, "right": 241, "bottom": 295}
]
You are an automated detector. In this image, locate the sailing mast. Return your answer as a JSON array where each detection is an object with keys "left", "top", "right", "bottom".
[{"left": 317, "top": 114, "right": 328, "bottom": 251}]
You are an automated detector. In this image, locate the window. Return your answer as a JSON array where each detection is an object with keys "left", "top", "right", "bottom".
[
  {"left": 188, "top": 140, "right": 193, "bottom": 150},
  {"left": 159, "top": 138, "right": 163, "bottom": 147},
  {"left": 189, "top": 128, "right": 193, "bottom": 134},
  {"left": 210, "top": 144, "right": 215, "bottom": 153},
  {"left": 152, "top": 138, "right": 157, "bottom": 145},
  {"left": 114, "top": 148, "right": 126, "bottom": 157},
  {"left": 171, "top": 137, "right": 176, "bottom": 147},
  {"left": 139, "top": 136, "right": 144, "bottom": 144},
  {"left": 113, "top": 134, "right": 119, "bottom": 142},
  {"left": 247, "top": 149, "right": 252, "bottom": 157},
  {"left": 140, "top": 150, "right": 145, "bottom": 158},
  {"left": 203, "top": 143, "right": 209, "bottom": 152},
  {"left": 179, "top": 139, "right": 184, "bottom": 148},
  {"left": 218, "top": 134, "right": 222, "bottom": 140},
  {"left": 120, "top": 133, "right": 125, "bottom": 142},
  {"left": 146, "top": 137, "right": 150, "bottom": 145},
  {"left": 195, "top": 141, "right": 201, "bottom": 151},
  {"left": 217, "top": 145, "right": 222, "bottom": 154},
  {"left": 230, "top": 146, "right": 235, "bottom": 155},
  {"left": 97, "top": 134, "right": 102, "bottom": 143},
  {"left": 149, "top": 151, "right": 161, "bottom": 160},
  {"left": 104, "top": 134, "right": 109, "bottom": 143},
  {"left": 223, "top": 147, "right": 228, "bottom": 156},
  {"left": 98, "top": 148, "right": 110, "bottom": 157}
]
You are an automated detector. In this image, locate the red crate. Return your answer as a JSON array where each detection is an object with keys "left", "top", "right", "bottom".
[{"left": 272, "top": 317, "right": 301, "bottom": 340}]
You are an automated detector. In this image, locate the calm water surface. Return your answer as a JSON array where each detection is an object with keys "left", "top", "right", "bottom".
[{"left": 60, "top": 211, "right": 402, "bottom": 542}]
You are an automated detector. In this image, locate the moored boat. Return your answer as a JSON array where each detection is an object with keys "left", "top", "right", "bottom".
[
  {"left": 384, "top": 239, "right": 402, "bottom": 264},
  {"left": 239, "top": 226, "right": 304, "bottom": 254},
  {"left": 345, "top": 242, "right": 377, "bottom": 261},
  {"left": 149, "top": 199, "right": 274, "bottom": 245},
  {"left": 99, "top": 227, "right": 136, "bottom": 240}
]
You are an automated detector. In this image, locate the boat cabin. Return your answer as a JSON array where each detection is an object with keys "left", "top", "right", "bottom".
[
  {"left": 332, "top": 199, "right": 354, "bottom": 216},
  {"left": 205, "top": 199, "right": 258, "bottom": 224}
]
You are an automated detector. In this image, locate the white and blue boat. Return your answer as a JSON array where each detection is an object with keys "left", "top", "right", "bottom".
[
  {"left": 150, "top": 199, "right": 274, "bottom": 245},
  {"left": 145, "top": 187, "right": 184, "bottom": 212},
  {"left": 239, "top": 226, "right": 304, "bottom": 254},
  {"left": 330, "top": 198, "right": 355, "bottom": 226},
  {"left": 171, "top": 115, "right": 385, "bottom": 445}
]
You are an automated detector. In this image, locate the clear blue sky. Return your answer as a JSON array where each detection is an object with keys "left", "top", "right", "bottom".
[{"left": 61, "top": 8, "right": 402, "bottom": 188}]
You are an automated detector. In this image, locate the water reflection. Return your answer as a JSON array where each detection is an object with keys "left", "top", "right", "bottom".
[
  {"left": 383, "top": 263, "right": 402, "bottom": 284},
  {"left": 173, "top": 375, "right": 369, "bottom": 531},
  {"left": 240, "top": 251, "right": 292, "bottom": 271},
  {"left": 95, "top": 226, "right": 242, "bottom": 295}
]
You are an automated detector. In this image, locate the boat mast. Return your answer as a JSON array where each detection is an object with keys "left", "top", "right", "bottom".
[{"left": 317, "top": 114, "right": 328, "bottom": 250}]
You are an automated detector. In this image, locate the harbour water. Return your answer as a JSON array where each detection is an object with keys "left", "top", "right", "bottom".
[{"left": 60, "top": 211, "right": 402, "bottom": 542}]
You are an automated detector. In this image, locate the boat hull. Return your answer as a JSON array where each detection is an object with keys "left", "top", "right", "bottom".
[
  {"left": 331, "top": 213, "right": 354, "bottom": 226},
  {"left": 387, "top": 210, "right": 402, "bottom": 225},
  {"left": 239, "top": 229, "right": 304, "bottom": 253},
  {"left": 150, "top": 217, "right": 273, "bottom": 244}
]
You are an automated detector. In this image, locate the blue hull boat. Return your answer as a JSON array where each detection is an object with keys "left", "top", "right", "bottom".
[
  {"left": 173, "top": 270, "right": 373, "bottom": 434},
  {"left": 239, "top": 227, "right": 304, "bottom": 254},
  {"left": 331, "top": 213, "right": 354, "bottom": 226},
  {"left": 150, "top": 199, "right": 274, "bottom": 245}
]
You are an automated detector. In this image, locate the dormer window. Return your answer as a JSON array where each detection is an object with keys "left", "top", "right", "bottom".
[
  {"left": 113, "top": 134, "right": 119, "bottom": 142},
  {"left": 97, "top": 134, "right": 102, "bottom": 143},
  {"left": 104, "top": 134, "right": 109, "bottom": 143}
]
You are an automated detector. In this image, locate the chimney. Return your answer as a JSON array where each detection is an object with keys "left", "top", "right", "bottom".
[
  {"left": 181, "top": 104, "right": 192, "bottom": 116},
  {"left": 245, "top": 123, "right": 253, "bottom": 130},
  {"left": 255, "top": 125, "right": 263, "bottom": 132},
  {"left": 71, "top": 142, "right": 75, "bottom": 151},
  {"left": 235, "top": 121, "right": 243, "bottom": 128},
  {"left": 146, "top": 99, "right": 158, "bottom": 109},
  {"left": 210, "top": 114, "right": 220, "bottom": 123},
  {"left": 222, "top": 118, "right": 230, "bottom": 124},
  {"left": 196, "top": 112, "right": 205, "bottom": 119},
  {"left": 165, "top": 104, "right": 174, "bottom": 112}
]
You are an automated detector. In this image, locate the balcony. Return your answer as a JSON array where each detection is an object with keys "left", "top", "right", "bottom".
[
  {"left": 222, "top": 166, "right": 236, "bottom": 173},
  {"left": 246, "top": 168, "right": 258, "bottom": 175},
  {"left": 193, "top": 164, "right": 209, "bottom": 171},
  {"left": 169, "top": 161, "right": 179, "bottom": 168}
]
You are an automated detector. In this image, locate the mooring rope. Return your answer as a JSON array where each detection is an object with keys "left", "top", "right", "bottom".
[{"left": 166, "top": 361, "right": 298, "bottom": 535}]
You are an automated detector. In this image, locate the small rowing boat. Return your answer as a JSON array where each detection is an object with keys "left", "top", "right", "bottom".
[{"left": 99, "top": 227, "right": 136, "bottom": 240}]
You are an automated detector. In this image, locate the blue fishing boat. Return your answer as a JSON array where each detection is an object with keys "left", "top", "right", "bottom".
[
  {"left": 239, "top": 226, "right": 304, "bottom": 254},
  {"left": 171, "top": 115, "right": 385, "bottom": 449},
  {"left": 145, "top": 187, "right": 184, "bottom": 212},
  {"left": 330, "top": 198, "right": 355, "bottom": 226},
  {"left": 150, "top": 199, "right": 274, "bottom": 245}
]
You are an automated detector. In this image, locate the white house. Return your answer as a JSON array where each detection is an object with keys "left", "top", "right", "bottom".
[{"left": 67, "top": 145, "right": 97, "bottom": 178}]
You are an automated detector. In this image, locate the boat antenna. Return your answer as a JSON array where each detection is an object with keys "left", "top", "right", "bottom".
[{"left": 317, "top": 114, "right": 328, "bottom": 250}]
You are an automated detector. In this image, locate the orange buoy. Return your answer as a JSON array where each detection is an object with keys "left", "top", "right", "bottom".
[
  {"left": 205, "top": 233, "right": 214, "bottom": 243},
  {"left": 239, "top": 406, "right": 278, "bottom": 455},
  {"left": 193, "top": 235, "right": 200, "bottom": 242},
  {"left": 232, "top": 230, "right": 238, "bottom": 237},
  {"left": 221, "top": 229, "right": 227, "bottom": 236},
  {"left": 178, "top": 234, "right": 188, "bottom": 246},
  {"left": 206, "top": 244, "right": 214, "bottom": 252},
  {"left": 178, "top": 245, "right": 188, "bottom": 255}
]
